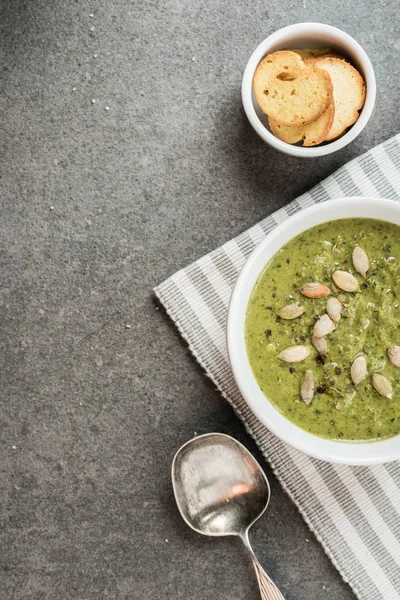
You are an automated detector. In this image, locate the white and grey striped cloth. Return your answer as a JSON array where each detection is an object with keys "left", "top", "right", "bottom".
[{"left": 155, "top": 134, "right": 400, "bottom": 600}]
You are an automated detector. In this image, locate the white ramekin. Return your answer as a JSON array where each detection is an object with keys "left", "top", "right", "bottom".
[
  {"left": 227, "top": 197, "right": 400, "bottom": 465},
  {"left": 242, "top": 23, "right": 376, "bottom": 157}
]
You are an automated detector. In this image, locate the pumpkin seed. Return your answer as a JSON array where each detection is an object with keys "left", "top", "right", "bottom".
[
  {"left": 326, "top": 297, "right": 342, "bottom": 323},
  {"left": 313, "top": 314, "right": 336, "bottom": 338},
  {"left": 372, "top": 373, "right": 393, "bottom": 399},
  {"left": 352, "top": 246, "right": 369, "bottom": 277},
  {"left": 299, "top": 282, "right": 331, "bottom": 298},
  {"left": 387, "top": 345, "right": 400, "bottom": 368},
  {"left": 300, "top": 370, "right": 314, "bottom": 404},
  {"left": 277, "top": 346, "right": 311, "bottom": 363},
  {"left": 386, "top": 344, "right": 400, "bottom": 367},
  {"left": 312, "top": 335, "right": 328, "bottom": 356},
  {"left": 278, "top": 304, "right": 305, "bottom": 320},
  {"left": 332, "top": 270, "right": 359, "bottom": 292},
  {"left": 350, "top": 355, "right": 367, "bottom": 387}
]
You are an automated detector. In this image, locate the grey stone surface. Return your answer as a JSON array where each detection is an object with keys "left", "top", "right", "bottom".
[{"left": 1, "top": 0, "right": 399, "bottom": 598}]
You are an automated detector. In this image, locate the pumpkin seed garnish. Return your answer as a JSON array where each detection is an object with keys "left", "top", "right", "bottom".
[
  {"left": 387, "top": 345, "right": 400, "bottom": 368},
  {"left": 313, "top": 314, "right": 336, "bottom": 338},
  {"left": 332, "top": 270, "right": 359, "bottom": 292},
  {"left": 372, "top": 373, "right": 393, "bottom": 399},
  {"left": 352, "top": 246, "right": 369, "bottom": 277},
  {"left": 350, "top": 355, "right": 367, "bottom": 387},
  {"left": 326, "top": 297, "right": 342, "bottom": 323},
  {"left": 312, "top": 335, "right": 328, "bottom": 356},
  {"left": 277, "top": 346, "right": 311, "bottom": 363},
  {"left": 300, "top": 370, "right": 314, "bottom": 404},
  {"left": 278, "top": 304, "right": 305, "bottom": 320},
  {"left": 299, "top": 282, "right": 331, "bottom": 298}
]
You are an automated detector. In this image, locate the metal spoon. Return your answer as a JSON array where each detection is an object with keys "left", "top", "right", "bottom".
[{"left": 172, "top": 432, "right": 285, "bottom": 600}]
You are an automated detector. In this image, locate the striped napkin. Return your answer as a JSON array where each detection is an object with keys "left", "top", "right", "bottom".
[{"left": 155, "top": 134, "right": 400, "bottom": 600}]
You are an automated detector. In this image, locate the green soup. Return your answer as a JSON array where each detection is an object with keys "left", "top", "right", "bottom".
[{"left": 245, "top": 218, "right": 400, "bottom": 441}]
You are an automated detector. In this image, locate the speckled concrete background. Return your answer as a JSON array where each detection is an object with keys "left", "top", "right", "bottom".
[{"left": 1, "top": 0, "right": 399, "bottom": 598}]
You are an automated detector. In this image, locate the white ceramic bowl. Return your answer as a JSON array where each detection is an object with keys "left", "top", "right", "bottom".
[
  {"left": 227, "top": 197, "right": 400, "bottom": 465},
  {"left": 242, "top": 23, "right": 376, "bottom": 157}
]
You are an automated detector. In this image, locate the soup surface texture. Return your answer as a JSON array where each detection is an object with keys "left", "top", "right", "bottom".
[{"left": 245, "top": 218, "right": 400, "bottom": 441}]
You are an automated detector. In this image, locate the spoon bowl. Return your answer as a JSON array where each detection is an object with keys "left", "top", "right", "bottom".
[
  {"left": 172, "top": 433, "right": 285, "bottom": 600},
  {"left": 172, "top": 433, "right": 270, "bottom": 537}
]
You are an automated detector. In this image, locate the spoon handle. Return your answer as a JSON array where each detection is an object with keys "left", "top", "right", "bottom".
[
  {"left": 241, "top": 533, "right": 285, "bottom": 600},
  {"left": 252, "top": 557, "right": 285, "bottom": 600}
]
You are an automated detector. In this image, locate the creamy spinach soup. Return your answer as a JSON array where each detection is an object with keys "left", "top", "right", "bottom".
[{"left": 245, "top": 218, "right": 400, "bottom": 441}]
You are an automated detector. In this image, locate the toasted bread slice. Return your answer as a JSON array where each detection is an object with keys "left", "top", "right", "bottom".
[
  {"left": 253, "top": 50, "right": 333, "bottom": 127},
  {"left": 292, "top": 48, "right": 332, "bottom": 60},
  {"left": 269, "top": 101, "right": 335, "bottom": 146},
  {"left": 306, "top": 57, "right": 366, "bottom": 140},
  {"left": 321, "top": 53, "right": 349, "bottom": 61},
  {"left": 293, "top": 49, "right": 349, "bottom": 62}
]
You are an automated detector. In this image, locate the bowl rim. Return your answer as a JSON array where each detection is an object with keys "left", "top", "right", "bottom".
[
  {"left": 241, "top": 23, "right": 377, "bottom": 157},
  {"left": 227, "top": 197, "right": 400, "bottom": 464}
]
